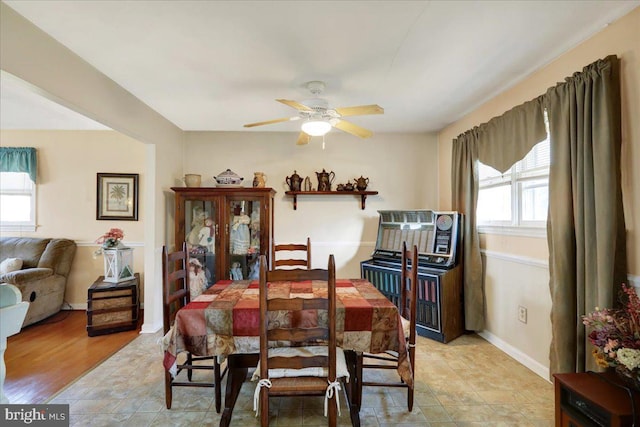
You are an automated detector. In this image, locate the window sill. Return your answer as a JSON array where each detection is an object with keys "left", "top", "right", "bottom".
[
  {"left": 0, "top": 224, "right": 37, "bottom": 233},
  {"left": 478, "top": 225, "right": 546, "bottom": 238}
]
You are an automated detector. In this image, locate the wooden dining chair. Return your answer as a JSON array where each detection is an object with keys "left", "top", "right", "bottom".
[
  {"left": 254, "top": 254, "right": 347, "bottom": 426},
  {"left": 272, "top": 237, "right": 311, "bottom": 269},
  {"left": 162, "top": 243, "right": 226, "bottom": 412},
  {"left": 361, "top": 241, "right": 418, "bottom": 411}
]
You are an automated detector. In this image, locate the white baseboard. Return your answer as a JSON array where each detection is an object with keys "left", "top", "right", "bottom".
[
  {"left": 140, "top": 322, "right": 162, "bottom": 334},
  {"left": 64, "top": 303, "right": 86, "bottom": 310},
  {"left": 478, "top": 330, "right": 551, "bottom": 383}
]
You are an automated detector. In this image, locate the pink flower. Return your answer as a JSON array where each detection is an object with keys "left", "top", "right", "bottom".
[
  {"left": 95, "top": 228, "right": 125, "bottom": 245},
  {"left": 94, "top": 228, "right": 125, "bottom": 258},
  {"left": 604, "top": 339, "right": 619, "bottom": 354}
]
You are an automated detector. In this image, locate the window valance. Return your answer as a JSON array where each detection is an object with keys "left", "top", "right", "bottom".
[
  {"left": 454, "top": 96, "right": 547, "bottom": 174},
  {"left": 476, "top": 96, "right": 546, "bottom": 173},
  {"left": 0, "top": 147, "right": 37, "bottom": 183}
]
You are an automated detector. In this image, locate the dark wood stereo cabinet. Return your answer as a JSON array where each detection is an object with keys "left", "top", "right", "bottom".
[{"left": 554, "top": 372, "right": 640, "bottom": 426}]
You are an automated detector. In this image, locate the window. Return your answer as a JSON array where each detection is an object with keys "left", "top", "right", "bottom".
[
  {"left": 0, "top": 171, "right": 36, "bottom": 231},
  {"left": 477, "top": 136, "right": 550, "bottom": 234}
]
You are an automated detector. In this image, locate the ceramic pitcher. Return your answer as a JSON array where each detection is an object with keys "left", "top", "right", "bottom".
[{"left": 253, "top": 172, "right": 267, "bottom": 188}]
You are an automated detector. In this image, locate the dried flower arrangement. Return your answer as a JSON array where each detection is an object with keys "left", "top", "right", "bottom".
[{"left": 583, "top": 283, "right": 640, "bottom": 389}]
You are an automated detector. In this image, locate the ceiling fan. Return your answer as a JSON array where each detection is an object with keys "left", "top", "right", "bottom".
[{"left": 243, "top": 81, "right": 384, "bottom": 145}]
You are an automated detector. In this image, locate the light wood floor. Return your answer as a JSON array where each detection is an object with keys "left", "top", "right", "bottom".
[{"left": 4, "top": 310, "right": 141, "bottom": 404}]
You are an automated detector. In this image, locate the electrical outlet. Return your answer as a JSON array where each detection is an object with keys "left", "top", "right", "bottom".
[{"left": 518, "top": 306, "right": 528, "bottom": 324}]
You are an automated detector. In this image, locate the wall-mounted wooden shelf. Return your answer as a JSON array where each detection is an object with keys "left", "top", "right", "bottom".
[{"left": 284, "top": 190, "right": 378, "bottom": 210}]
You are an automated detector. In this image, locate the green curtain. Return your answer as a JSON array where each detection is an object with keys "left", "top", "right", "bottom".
[
  {"left": 451, "top": 129, "right": 485, "bottom": 330},
  {"left": 451, "top": 98, "right": 546, "bottom": 331},
  {"left": 545, "top": 55, "right": 627, "bottom": 375},
  {"left": 0, "top": 147, "right": 37, "bottom": 183},
  {"left": 451, "top": 55, "right": 626, "bottom": 375}
]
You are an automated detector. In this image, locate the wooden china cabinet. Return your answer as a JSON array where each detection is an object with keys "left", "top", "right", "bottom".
[{"left": 172, "top": 187, "right": 275, "bottom": 285}]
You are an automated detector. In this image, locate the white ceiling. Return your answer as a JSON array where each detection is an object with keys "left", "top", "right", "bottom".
[{"left": 1, "top": 1, "right": 638, "bottom": 134}]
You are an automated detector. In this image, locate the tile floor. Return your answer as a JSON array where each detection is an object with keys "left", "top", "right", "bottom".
[{"left": 49, "top": 332, "right": 555, "bottom": 426}]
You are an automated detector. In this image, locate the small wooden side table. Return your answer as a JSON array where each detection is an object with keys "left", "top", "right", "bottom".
[
  {"left": 554, "top": 371, "right": 640, "bottom": 426},
  {"left": 86, "top": 273, "right": 140, "bottom": 337}
]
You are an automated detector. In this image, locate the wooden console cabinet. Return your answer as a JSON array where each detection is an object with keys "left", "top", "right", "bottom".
[
  {"left": 554, "top": 372, "right": 640, "bottom": 426},
  {"left": 87, "top": 274, "right": 140, "bottom": 336},
  {"left": 361, "top": 262, "right": 464, "bottom": 343}
]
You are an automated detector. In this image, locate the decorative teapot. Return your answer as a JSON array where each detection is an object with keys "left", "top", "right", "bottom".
[
  {"left": 286, "top": 170, "right": 303, "bottom": 192},
  {"left": 316, "top": 169, "right": 336, "bottom": 192},
  {"left": 354, "top": 176, "right": 369, "bottom": 191}
]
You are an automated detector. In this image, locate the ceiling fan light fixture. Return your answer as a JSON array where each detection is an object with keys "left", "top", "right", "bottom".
[{"left": 301, "top": 119, "right": 331, "bottom": 136}]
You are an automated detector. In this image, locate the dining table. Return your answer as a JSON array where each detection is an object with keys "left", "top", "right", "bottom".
[{"left": 163, "top": 277, "right": 413, "bottom": 427}]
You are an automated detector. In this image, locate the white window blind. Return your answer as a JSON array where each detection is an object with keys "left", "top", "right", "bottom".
[{"left": 1, "top": 171, "right": 36, "bottom": 231}]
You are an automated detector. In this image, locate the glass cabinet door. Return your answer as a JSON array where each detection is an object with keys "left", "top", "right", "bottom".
[
  {"left": 184, "top": 199, "right": 218, "bottom": 288},
  {"left": 227, "top": 198, "right": 261, "bottom": 281}
]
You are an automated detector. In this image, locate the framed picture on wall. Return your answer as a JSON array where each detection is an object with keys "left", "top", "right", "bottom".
[{"left": 96, "top": 173, "right": 139, "bottom": 221}]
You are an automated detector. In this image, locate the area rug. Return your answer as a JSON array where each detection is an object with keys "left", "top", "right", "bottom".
[{"left": 44, "top": 331, "right": 556, "bottom": 426}]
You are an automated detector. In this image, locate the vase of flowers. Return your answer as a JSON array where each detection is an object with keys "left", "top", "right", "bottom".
[
  {"left": 582, "top": 283, "right": 640, "bottom": 391},
  {"left": 93, "top": 228, "right": 134, "bottom": 283},
  {"left": 93, "top": 227, "right": 125, "bottom": 256}
]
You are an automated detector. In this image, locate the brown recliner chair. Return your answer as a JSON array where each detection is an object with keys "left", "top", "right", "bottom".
[{"left": 0, "top": 237, "right": 76, "bottom": 327}]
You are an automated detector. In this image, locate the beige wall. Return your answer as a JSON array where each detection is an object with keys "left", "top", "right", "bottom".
[
  {"left": 436, "top": 7, "right": 640, "bottom": 377},
  {"left": 184, "top": 131, "right": 439, "bottom": 277},
  {"left": 0, "top": 130, "right": 146, "bottom": 306}
]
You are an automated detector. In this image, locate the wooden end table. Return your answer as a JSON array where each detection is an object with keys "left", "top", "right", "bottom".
[{"left": 86, "top": 273, "right": 140, "bottom": 336}]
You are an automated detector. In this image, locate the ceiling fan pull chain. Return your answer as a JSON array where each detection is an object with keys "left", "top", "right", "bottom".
[{"left": 322, "top": 135, "right": 325, "bottom": 150}]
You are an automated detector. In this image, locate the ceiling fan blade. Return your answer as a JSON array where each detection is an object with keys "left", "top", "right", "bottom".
[
  {"left": 244, "top": 116, "right": 299, "bottom": 128},
  {"left": 334, "top": 104, "right": 384, "bottom": 117},
  {"left": 296, "top": 132, "right": 311, "bottom": 145},
  {"left": 333, "top": 119, "right": 374, "bottom": 139},
  {"left": 277, "top": 99, "right": 314, "bottom": 111}
]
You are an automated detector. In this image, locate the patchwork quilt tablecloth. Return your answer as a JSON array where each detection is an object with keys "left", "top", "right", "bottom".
[{"left": 163, "top": 278, "right": 413, "bottom": 387}]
